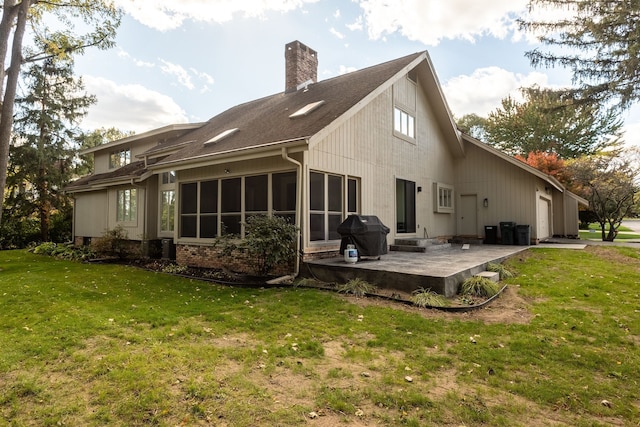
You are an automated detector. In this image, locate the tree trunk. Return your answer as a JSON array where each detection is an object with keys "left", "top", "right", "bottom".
[{"left": 0, "top": 0, "right": 32, "bottom": 227}]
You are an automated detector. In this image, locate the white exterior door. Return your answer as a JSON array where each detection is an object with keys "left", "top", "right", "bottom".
[
  {"left": 537, "top": 197, "right": 551, "bottom": 240},
  {"left": 460, "top": 194, "right": 478, "bottom": 236}
]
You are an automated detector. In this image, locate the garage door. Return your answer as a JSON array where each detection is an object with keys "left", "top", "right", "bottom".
[{"left": 537, "top": 197, "right": 551, "bottom": 240}]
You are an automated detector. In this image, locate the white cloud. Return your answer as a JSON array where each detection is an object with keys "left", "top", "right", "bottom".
[
  {"left": 81, "top": 76, "right": 189, "bottom": 133},
  {"left": 338, "top": 65, "right": 358, "bottom": 75},
  {"left": 356, "top": 0, "right": 527, "bottom": 45},
  {"left": 113, "top": 0, "right": 319, "bottom": 31},
  {"left": 190, "top": 68, "right": 215, "bottom": 85},
  {"left": 347, "top": 16, "right": 363, "bottom": 31},
  {"left": 442, "top": 67, "right": 552, "bottom": 117},
  {"left": 159, "top": 59, "right": 194, "bottom": 90},
  {"left": 330, "top": 27, "right": 345, "bottom": 39}
]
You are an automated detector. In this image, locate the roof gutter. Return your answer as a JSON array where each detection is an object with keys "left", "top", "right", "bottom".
[{"left": 149, "top": 137, "right": 309, "bottom": 170}]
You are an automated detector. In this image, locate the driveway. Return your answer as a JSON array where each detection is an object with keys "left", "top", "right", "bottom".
[{"left": 622, "top": 219, "right": 640, "bottom": 234}]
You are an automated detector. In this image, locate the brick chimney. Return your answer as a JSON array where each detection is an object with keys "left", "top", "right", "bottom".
[{"left": 285, "top": 41, "right": 318, "bottom": 93}]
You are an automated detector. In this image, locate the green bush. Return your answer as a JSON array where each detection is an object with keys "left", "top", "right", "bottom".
[
  {"left": 33, "top": 241, "right": 57, "bottom": 256},
  {"left": 460, "top": 276, "right": 500, "bottom": 298},
  {"left": 411, "top": 287, "right": 449, "bottom": 307},
  {"left": 487, "top": 262, "right": 517, "bottom": 280},
  {"left": 242, "top": 215, "right": 298, "bottom": 276},
  {"left": 32, "top": 242, "right": 96, "bottom": 261},
  {"left": 91, "top": 225, "right": 130, "bottom": 258},
  {"left": 337, "top": 278, "right": 376, "bottom": 297}
]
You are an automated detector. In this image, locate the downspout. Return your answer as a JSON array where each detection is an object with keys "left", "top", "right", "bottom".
[
  {"left": 71, "top": 195, "right": 76, "bottom": 244},
  {"left": 131, "top": 178, "right": 147, "bottom": 243},
  {"left": 282, "top": 146, "right": 303, "bottom": 277}
]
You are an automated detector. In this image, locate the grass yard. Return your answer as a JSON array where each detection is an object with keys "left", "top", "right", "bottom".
[
  {"left": 1, "top": 247, "right": 639, "bottom": 426},
  {"left": 579, "top": 223, "right": 640, "bottom": 241}
]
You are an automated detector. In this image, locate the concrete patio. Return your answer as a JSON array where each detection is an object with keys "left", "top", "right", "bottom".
[{"left": 302, "top": 243, "right": 585, "bottom": 297}]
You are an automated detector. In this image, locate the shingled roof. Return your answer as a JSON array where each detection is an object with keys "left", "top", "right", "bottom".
[
  {"left": 149, "top": 51, "right": 425, "bottom": 168},
  {"left": 65, "top": 160, "right": 150, "bottom": 192}
]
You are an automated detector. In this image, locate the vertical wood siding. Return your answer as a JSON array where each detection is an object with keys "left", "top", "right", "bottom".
[
  {"left": 307, "top": 75, "right": 457, "bottom": 246},
  {"left": 454, "top": 142, "right": 552, "bottom": 239},
  {"left": 74, "top": 191, "right": 108, "bottom": 237}
]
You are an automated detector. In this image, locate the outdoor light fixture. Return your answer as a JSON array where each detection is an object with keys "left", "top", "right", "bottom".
[
  {"left": 224, "top": 169, "right": 230, "bottom": 174},
  {"left": 483, "top": 198, "right": 489, "bottom": 207}
]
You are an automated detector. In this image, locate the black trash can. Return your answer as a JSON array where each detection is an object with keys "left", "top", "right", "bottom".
[
  {"left": 337, "top": 215, "right": 390, "bottom": 258},
  {"left": 516, "top": 224, "right": 531, "bottom": 246},
  {"left": 484, "top": 225, "right": 497, "bottom": 244},
  {"left": 500, "top": 221, "right": 516, "bottom": 245},
  {"left": 161, "top": 238, "right": 176, "bottom": 260}
]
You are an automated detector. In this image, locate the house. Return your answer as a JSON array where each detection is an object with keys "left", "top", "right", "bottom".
[{"left": 66, "top": 40, "right": 586, "bottom": 273}]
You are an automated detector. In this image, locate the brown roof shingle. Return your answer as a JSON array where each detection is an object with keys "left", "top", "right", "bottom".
[{"left": 152, "top": 51, "right": 424, "bottom": 166}]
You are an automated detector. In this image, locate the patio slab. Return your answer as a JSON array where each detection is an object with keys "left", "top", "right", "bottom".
[{"left": 302, "top": 244, "right": 530, "bottom": 297}]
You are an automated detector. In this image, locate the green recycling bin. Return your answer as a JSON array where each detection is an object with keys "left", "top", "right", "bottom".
[{"left": 500, "top": 221, "right": 516, "bottom": 245}]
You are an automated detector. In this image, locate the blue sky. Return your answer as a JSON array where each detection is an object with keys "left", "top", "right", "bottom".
[{"left": 72, "top": 0, "right": 640, "bottom": 147}]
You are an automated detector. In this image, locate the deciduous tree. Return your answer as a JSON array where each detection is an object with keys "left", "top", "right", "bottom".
[
  {"left": 515, "top": 150, "right": 568, "bottom": 183},
  {"left": 0, "top": 0, "right": 120, "bottom": 227},
  {"left": 566, "top": 150, "right": 639, "bottom": 241}
]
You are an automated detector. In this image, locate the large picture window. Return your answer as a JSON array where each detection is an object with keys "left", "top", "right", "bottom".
[
  {"left": 396, "top": 179, "right": 416, "bottom": 233},
  {"left": 179, "top": 172, "right": 297, "bottom": 239},
  {"left": 309, "top": 172, "right": 360, "bottom": 242},
  {"left": 116, "top": 188, "right": 137, "bottom": 222}
]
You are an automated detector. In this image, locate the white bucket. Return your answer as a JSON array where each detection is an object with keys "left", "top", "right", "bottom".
[{"left": 344, "top": 244, "right": 358, "bottom": 263}]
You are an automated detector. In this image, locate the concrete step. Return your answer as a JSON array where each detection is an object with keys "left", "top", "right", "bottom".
[
  {"left": 474, "top": 271, "right": 500, "bottom": 283},
  {"left": 394, "top": 238, "right": 444, "bottom": 247},
  {"left": 390, "top": 238, "right": 452, "bottom": 253},
  {"left": 389, "top": 244, "right": 426, "bottom": 253}
]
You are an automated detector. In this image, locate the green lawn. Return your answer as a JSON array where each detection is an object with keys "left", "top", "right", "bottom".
[
  {"left": 579, "top": 227, "right": 640, "bottom": 240},
  {"left": 1, "top": 248, "right": 639, "bottom": 426}
]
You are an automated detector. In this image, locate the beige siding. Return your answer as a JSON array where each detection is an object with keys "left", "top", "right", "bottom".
[
  {"left": 555, "top": 193, "right": 580, "bottom": 237},
  {"left": 74, "top": 191, "right": 108, "bottom": 237},
  {"left": 93, "top": 140, "right": 158, "bottom": 174},
  {"left": 178, "top": 155, "right": 296, "bottom": 182},
  {"left": 455, "top": 141, "right": 551, "bottom": 240},
  {"left": 307, "top": 75, "right": 457, "bottom": 248}
]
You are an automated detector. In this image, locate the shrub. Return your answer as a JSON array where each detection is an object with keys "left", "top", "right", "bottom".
[
  {"left": 91, "top": 225, "right": 130, "bottom": 258},
  {"left": 242, "top": 215, "right": 298, "bottom": 276},
  {"left": 460, "top": 276, "right": 500, "bottom": 298},
  {"left": 32, "top": 242, "right": 96, "bottom": 261},
  {"left": 337, "top": 278, "right": 376, "bottom": 297},
  {"left": 33, "top": 241, "right": 57, "bottom": 256},
  {"left": 161, "top": 263, "right": 189, "bottom": 275},
  {"left": 411, "top": 287, "right": 448, "bottom": 308},
  {"left": 487, "top": 262, "right": 517, "bottom": 280}
]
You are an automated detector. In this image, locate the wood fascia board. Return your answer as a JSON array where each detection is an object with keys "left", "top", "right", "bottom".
[
  {"left": 462, "top": 133, "right": 565, "bottom": 192},
  {"left": 419, "top": 52, "right": 464, "bottom": 157}
]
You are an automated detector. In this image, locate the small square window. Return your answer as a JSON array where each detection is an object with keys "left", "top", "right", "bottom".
[{"left": 433, "top": 183, "right": 454, "bottom": 214}]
